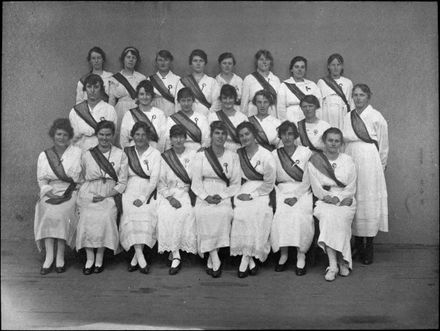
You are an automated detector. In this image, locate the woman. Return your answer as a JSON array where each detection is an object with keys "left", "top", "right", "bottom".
[
  {"left": 230, "top": 121, "right": 276, "bottom": 278},
  {"left": 241, "top": 50, "right": 280, "bottom": 117},
  {"left": 76, "top": 121, "right": 128, "bottom": 275},
  {"left": 277, "top": 56, "right": 322, "bottom": 124},
  {"left": 295, "top": 95, "right": 331, "bottom": 152},
  {"left": 119, "top": 122, "right": 161, "bottom": 274},
  {"left": 76, "top": 46, "right": 113, "bottom": 104},
  {"left": 247, "top": 90, "right": 281, "bottom": 151},
  {"left": 208, "top": 84, "right": 248, "bottom": 152},
  {"left": 307, "top": 128, "right": 357, "bottom": 281},
  {"left": 270, "top": 121, "right": 314, "bottom": 275},
  {"left": 157, "top": 124, "right": 198, "bottom": 275},
  {"left": 174, "top": 49, "right": 221, "bottom": 117},
  {"left": 342, "top": 84, "right": 389, "bottom": 265},
  {"left": 215, "top": 52, "right": 243, "bottom": 112},
  {"left": 317, "top": 53, "right": 354, "bottom": 129},
  {"left": 192, "top": 121, "right": 241, "bottom": 278},
  {"left": 119, "top": 80, "right": 167, "bottom": 152},
  {"left": 108, "top": 47, "right": 147, "bottom": 144},
  {"left": 34, "top": 119, "right": 82, "bottom": 275},
  {"left": 149, "top": 50, "right": 181, "bottom": 118}
]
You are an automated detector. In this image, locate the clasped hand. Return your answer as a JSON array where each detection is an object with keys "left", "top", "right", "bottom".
[
  {"left": 133, "top": 199, "right": 143, "bottom": 207},
  {"left": 284, "top": 197, "right": 298, "bottom": 206},
  {"left": 237, "top": 193, "right": 252, "bottom": 201},
  {"left": 205, "top": 194, "right": 222, "bottom": 204},
  {"left": 167, "top": 196, "right": 182, "bottom": 209},
  {"left": 322, "top": 195, "right": 340, "bottom": 205},
  {"left": 92, "top": 195, "right": 106, "bottom": 203}
]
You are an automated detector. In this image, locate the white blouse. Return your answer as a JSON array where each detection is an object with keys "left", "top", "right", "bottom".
[
  {"left": 148, "top": 70, "right": 181, "bottom": 117},
  {"left": 295, "top": 119, "right": 331, "bottom": 151},
  {"left": 208, "top": 110, "right": 248, "bottom": 151},
  {"left": 251, "top": 115, "right": 282, "bottom": 148},
  {"left": 108, "top": 71, "right": 147, "bottom": 105}
]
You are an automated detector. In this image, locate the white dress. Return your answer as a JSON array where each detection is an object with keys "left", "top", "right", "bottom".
[
  {"left": 317, "top": 76, "right": 354, "bottom": 129},
  {"left": 270, "top": 146, "right": 314, "bottom": 253},
  {"left": 34, "top": 145, "right": 82, "bottom": 251},
  {"left": 76, "top": 71, "right": 113, "bottom": 105},
  {"left": 76, "top": 146, "right": 128, "bottom": 252},
  {"left": 295, "top": 119, "right": 331, "bottom": 151},
  {"left": 119, "top": 146, "right": 161, "bottom": 251},
  {"left": 308, "top": 153, "right": 357, "bottom": 269},
  {"left": 208, "top": 110, "right": 248, "bottom": 152},
  {"left": 215, "top": 73, "right": 243, "bottom": 112},
  {"left": 342, "top": 105, "right": 389, "bottom": 237},
  {"left": 119, "top": 106, "right": 167, "bottom": 152},
  {"left": 69, "top": 100, "right": 117, "bottom": 151},
  {"left": 241, "top": 71, "right": 280, "bottom": 117},
  {"left": 148, "top": 71, "right": 181, "bottom": 118},
  {"left": 277, "top": 78, "right": 322, "bottom": 124},
  {"left": 230, "top": 146, "right": 276, "bottom": 261},
  {"left": 156, "top": 148, "right": 198, "bottom": 254},
  {"left": 192, "top": 149, "right": 241, "bottom": 254},
  {"left": 250, "top": 115, "right": 282, "bottom": 149}
]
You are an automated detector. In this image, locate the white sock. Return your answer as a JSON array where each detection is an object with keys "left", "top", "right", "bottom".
[
  {"left": 85, "top": 248, "right": 95, "bottom": 268},
  {"left": 210, "top": 250, "right": 220, "bottom": 271},
  {"left": 130, "top": 253, "right": 138, "bottom": 266},
  {"left": 43, "top": 238, "right": 55, "bottom": 268},
  {"left": 239, "top": 255, "right": 249, "bottom": 272},
  {"left": 135, "top": 245, "right": 146, "bottom": 268},
  {"left": 207, "top": 255, "right": 213, "bottom": 269},
  {"left": 279, "top": 247, "right": 288, "bottom": 265},
  {"left": 171, "top": 250, "right": 181, "bottom": 268},
  {"left": 296, "top": 250, "right": 306, "bottom": 269},
  {"left": 327, "top": 247, "right": 338, "bottom": 270},
  {"left": 56, "top": 240, "right": 65, "bottom": 267},
  {"left": 249, "top": 257, "right": 256, "bottom": 269},
  {"left": 95, "top": 247, "right": 105, "bottom": 267}
]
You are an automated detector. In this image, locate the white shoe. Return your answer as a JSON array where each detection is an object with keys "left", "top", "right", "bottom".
[
  {"left": 338, "top": 263, "right": 350, "bottom": 277},
  {"left": 325, "top": 267, "right": 338, "bottom": 281}
]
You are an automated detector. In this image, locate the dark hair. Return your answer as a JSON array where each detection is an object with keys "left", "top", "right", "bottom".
[
  {"left": 189, "top": 49, "right": 208, "bottom": 65},
  {"left": 289, "top": 56, "right": 308, "bottom": 71},
  {"left": 219, "top": 84, "right": 238, "bottom": 102},
  {"left": 277, "top": 120, "right": 298, "bottom": 140},
  {"left": 236, "top": 121, "right": 258, "bottom": 139},
  {"left": 170, "top": 124, "right": 187, "bottom": 139},
  {"left": 120, "top": 46, "right": 141, "bottom": 70},
  {"left": 218, "top": 52, "right": 236, "bottom": 65},
  {"left": 322, "top": 127, "right": 344, "bottom": 143},
  {"left": 353, "top": 83, "right": 372, "bottom": 99},
  {"left": 130, "top": 121, "right": 151, "bottom": 139},
  {"left": 252, "top": 89, "right": 275, "bottom": 106},
  {"left": 48, "top": 118, "right": 74, "bottom": 139},
  {"left": 136, "top": 80, "right": 155, "bottom": 99},
  {"left": 95, "top": 120, "right": 115, "bottom": 135},
  {"left": 327, "top": 53, "right": 345, "bottom": 76},
  {"left": 82, "top": 74, "right": 104, "bottom": 91},
  {"left": 300, "top": 95, "right": 321, "bottom": 109},
  {"left": 177, "top": 87, "right": 195, "bottom": 101},
  {"left": 254, "top": 49, "right": 274, "bottom": 69},
  {"left": 156, "top": 49, "right": 174, "bottom": 61},
  {"left": 87, "top": 46, "right": 106, "bottom": 63},
  {"left": 210, "top": 121, "right": 228, "bottom": 137}
]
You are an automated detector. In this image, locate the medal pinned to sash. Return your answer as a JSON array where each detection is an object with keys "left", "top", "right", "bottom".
[
  {"left": 297, "top": 119, "right": 321, "bottom": 152},
  {"left": 170, "top": 112, "right": 202, "bottom": 143},
  {"left": 322, "top": 76, "right": 351, "bottom": 112},
  {"left": 309, "top": 152, "right": 346, "bottom": 191},
  {"left": 149, "top": 74, "right": 175, "bottom": 104},
  {"left": 350, "top": 110, "right": 379, "bottom": 151},
  {"left": 180, "top": 75, "right": 211, "bottom": 109},
  {"left": 276, "top": 147, "right": 304, "bottom": 182},
  {"left": 129, "top": 107, "right": 159, "bottom": 142},
  {"left": 248, "top": 116, "right": 275, "bottom": 151}
]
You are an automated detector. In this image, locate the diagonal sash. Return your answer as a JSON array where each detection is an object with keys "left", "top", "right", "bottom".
[
  {"left": 43, "top": 147, "right": 77, "bottom": 205},
  {"left": 309, "top": 152, "right": 346, "bottom": 190},
  {"left": 277, "top": 147, "right": 304, "bottom": 182},
  {"left": 251, "top": 71, "right": 277, "bottom": 102},
  {"left": 284, "top": 82, "right": 306, "bottom": 101},
  {"left": 351, "top": 110, "right": 379, "bottom": 150},
  {"left": 170, "top": 112, "right": 202, "bottom": 143},
  {"left": 73, "top": 101, "right": 98, "bottom": 130},
  {"left": 297, "top": 119, "right": 321, "bottom": 152},
  {"left": 203, "top": 147, "right": 229, "bottom": 186},
  {"left": 129, "top": 107, "right": 159, "bottom": 142},
  {"left": 248, "top": 116, "right": 275, "bottom": 151},
  {"left": 216, "top": 110, "right": 240, "bottom": 144},
  {"left": 150, "top": 74, "right": 175, "bottom": 104},
  {"left": 322, "top": 76, "right": 351, "bottom": 112},
  {"left": 180, "top": 75, "right": 211, "bottom": 109},
  {"left": 113, "top": 72, "right": 137, "bottom": 99}
]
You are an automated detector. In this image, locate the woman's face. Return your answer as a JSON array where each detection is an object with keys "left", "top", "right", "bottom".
[
  {"left": 255, "top": 95, "right": 270, "bottom": 116},
  {"left": 85, "top": 82, "right": 102, "bottom": 102},
  {"left": 220, "top": 57, "right": 234, "bottom": 75},
  {"left": 156, "top": 55, "right": 171, "bottom": 72},
  {"left": 97, "top": 128, "right": 114, "bottom": 148},
  {"left": 124, "top": 51, "right": 137, "bottom": 70},
  {"left": 137, "top": 87, "right": 153, "bottom": 106},
  {"left": 191, "top": 56, "right": 206, "bottom": 73},
  {"left": 53, "top": 129, "right": 70, "bottom": 148},
  {"left": 280, "top": 127, "right": 296, "bottom": 147},
  {"left": 328, "top": 58, "right": 343, "bottom": 77},
  {"left": 211, "top": 128, "right": 227, "bottom": 148},
  {"left": 291, "top": 60, "right": 306, "bottom": 79},
  {"left": 353, "top": 87, "right": 370, "bottom": 109},
  {"left": 220, "top": 94, "right": 235, "bottom": 111},
  {"left": 170, "top": 134, "right": 186, "bottom": 149},
  {"left": 179, "top": 97, "right": 194, "bottom": 112},
  {"left": 239, "top": 127, "right": 256, "bottom": 148},
  {"left": 133, "top": 128, "right": 149, "bottom": 148},
  {"left": 324, "top": 132, "right": 342, "bottom": 154},
  {"left": 257, "top": 55, "right": 271, "bottom": 72},
  {"left": 89, "top": 52, "right": 104, "bottom": 71},
  {"left": 300, "top": 101, "right": 317, "bottom": 119}
]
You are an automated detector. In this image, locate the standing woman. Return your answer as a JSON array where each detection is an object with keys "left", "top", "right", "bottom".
[
  {"left": 230, "top": 122, "right": 277, "bottom": 278},
  {"left": 215, "top": 52, "right": 243, "bottom": 112},
  {"left": 307, "top": 128, "right": 357, "bottom": 281},
  {"left": 317, "top": 53, "right": 354, "bottom": 129},
  {"left": 76, "top": 46, "right": 113, "bottom": 104},
  {"left": 342, "top": 84, "right": 389, "bottom": 265},
  {"left": 76, "top": 121, "right": 128, "bottom": 275},
  {"left": 119, "top": 122, "right": 161, "bottom": 274},
  {"left": 35, "top": 119, "right": 82, "bottom": 274},
  {"left": 270, "top": 121, "right": 314, "bottom": 275},
  {"left": 175, "top": 49, "right": 221, "bottom": 117},
  {"left": 192, "top": 121, "right": 241, "bottom": 278},
  {"left": 208, "top": 84, "right": 248, "bottom": 152},
  {"left": 277, "top": 56, "right": 322, "bottom": 124},
  {"left": 241, "top": 49, "right": 280, "bottom": 117},
  {"left": 157, "top": 124, "right": 198, "bottom": 275}
]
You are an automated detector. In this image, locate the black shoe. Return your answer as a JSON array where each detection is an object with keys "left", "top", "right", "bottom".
[
  {"left": 211, "top": 263, "right": 222, "bottom": 278},
  {"left": 94, "top": 265, "right": 104, "bottom": 273},
  {"left": 128, "top": 264, "right": 139, "bottom": 272},
  {"left": 55, "top": 265, "right": 66, "bottom": 273},
  {"left": 295, "top": 266, "right": 307, "bottom": 276},
  {"left": 169, "top": 258, "right": 181, "bottom": 275},
  {"left": 249, "top": 264, "right": 258, "bottom": 276},
  {"left": 40, "top": 266, "right": 52, "bottom": 275},
  {"left": 238, "top": 268, "right": 249, "bottom": 278},
  {"left": 352, "top": 236, "right": 365, "bottom": 260},
  {"left": 275, "top": 263, "right": 287, "bottom": 272},
  {"left": 139, "top": 264, "right": 150, "bottom": 274},
  {"left": 206, "top": 267, "right": 213, "bottom": 276},
  {"left": 83, "top": 265, "right": 93, "bottom": 275},
  {"left": 362, "top": 244, "right": 374, "bottom": 265}
]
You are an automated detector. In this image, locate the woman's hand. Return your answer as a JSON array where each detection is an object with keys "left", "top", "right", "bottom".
[
  {"left": 93, "top": 195, "right": 106, "bottom": 203},
  {"left": 323, "top": 195, "right": 339, "bottom": 205},
  {"left": 339, "top": 198, "right": 353, "bottom": 206},
  {"left": 133, "top": 199, "right": 143, "bottom": 207},
  {"left": 167, "top": 196, "right": 182, "bottom": 209},
  {"left": 284, "top": 197, "right": 298, "bottom": 206},
  {"left": 205, "top": 195, "right": 222, "bottom": 204},
  {"left": 45, "top": 191, "right": 62, "bottom": 199},
  {"left": 237, "top": 193, "right": 252, "bottom": 201}
]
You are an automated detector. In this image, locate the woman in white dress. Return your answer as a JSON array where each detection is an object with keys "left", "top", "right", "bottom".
[
  {"left": 208, "top": 84, "right": 248, "bottom": 152},
  {"left": 342, "top": 84, "right": 388, "bottom": 265},
  {"left": 308, "top": 127, "right": 357, "bottom": 282},
  {"left": 157, "top": 124, "right": 198, "bottom": 275},
  {"left": 215, "top": 52, "right": 243, "bottom": 112},
  {"left": 120, "top": 122, "right": 161, "bottom": 274},
  {"left": 35, "top": 119, "right": 82, "bottom": 275},
  {"left": 175, "top": 49, "right": 221, "bottom": 117},
  {"left": 76, "top": 46, "right": 113, "bottom": 104},
  {"left": 192, "top": 121, "right": 241, "bottom": 278},
  {"left": 317, "top": 53, "right": 354, "bottom": 129},
  {"left": 230, "top": 121, "right": 277, "bottom": 278},
  {"left": 119, "top": 80, "right": 167, "bottom": 152},
  {"left": 270, "top": 121, "right": 314, "bottom": 276},
  {"left": 76, "top": 121, "right": 128, "bottom": 275},
  {"left": 241, "top": 49, "right": 281, "bottom": 117},
  {"left": 277, "top": 56, "right": 322, "bottom": 124}
]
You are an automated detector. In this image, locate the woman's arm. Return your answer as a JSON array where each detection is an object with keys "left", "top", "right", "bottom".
[
  {"left": 190, "top": 152, "right": 209, "bottom": 200},
  {"left": 276, "top": 83, "right": 287, "bottom": 121},
  {"left": 250, "top": 153, "right": 276, "bottom": 198},
  {"left": 219, "top": 153, "right": 241, "bottom": 199}
]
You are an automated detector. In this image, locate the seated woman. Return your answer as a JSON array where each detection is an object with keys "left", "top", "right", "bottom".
[
  {"left": 119, "top": 122, "right": 161, "bottom": 274},
  {"left": 230, "top": 122, "right": 276, "bottom": 278},
  {"left": 34, "top": 119, "right": 82, "bottom": 274},
  {"left": 215, "top": 52, "right": 243, "bottom": 112},
  {"left": 157, "top": 124, "right": 198, "bottom": 275},
  {"left": 307, "top": 128, "right": 357, "bottom": 281},
  {"left": 76, "top": 46, "right": 113, "bottom": 104},
  {"left": 270, "top": 121, "right": 314, "bottom": 276},
  {"left": 208, "top": 84, "right": 248, "bottom": 152},
  {"left": 76, "top": 121, "right": 128, "bottom": 275},
  {"left": 175, "top": 49, "right": 221, "bottom": 117},
  {"left": 192, "top": 121, "right": 241, "bottom": 278},
  {"left": 119, "top": 80, "right": 167, "bottom": 152},
  {"left": 165, "top": 87, "right": 210, "bottom": 152},
  {"left": 295, "top": 95, "right": 331, "bottom": 152}
]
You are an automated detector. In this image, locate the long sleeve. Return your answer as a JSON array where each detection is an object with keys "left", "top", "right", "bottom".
[
  {"left": 191, "top": 152, "right": 208, "bottom": 200},
  {"left": 209, "top": 80, "right": 222, "bottom": 112},
  {"left": 119, "top": 112, "right": 132, "bottom": 149},
  {"left": 108, "top": 80, "right": 117, "bottom": 106},
  {"left": 276, "top": 83, "right": 288, "bottom": 121},
  {"left": 174, "top": 80, "right": 184, "bottom": 113},
  {"left": 250, "top": 153, "right": 276, "bottom": 197},
  {"left": 138, "top": 152, "right": 161, "bottom": 203},
  {"left": 158, "top": 159, "right": 174, "bottom": 198},
  {"left": 36, "top": 152, "right": 53, "bottom": 198},
  {"left": 375, "top": 114, "right": 389, "bottom": 168},
  {"left": 69, "top": 109, "right": 82, "bottom": 141},
  {"left": 333, "top": 159, "right": 357, "bottom": 201},
  {"left": 307, "top": 162, "right": 328, "bottom": 200},
  {"left": 219, "top": 153, "right": 241, "bottom": 199},
  {"left": 114, "top": 152, "right": 128, "bottom": 194},
  {"left": 240, "top": 76, "right": 252, "bottom": 116},
  {"left": 76, "top": 81, "right": 86, "bottom": 105}
]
